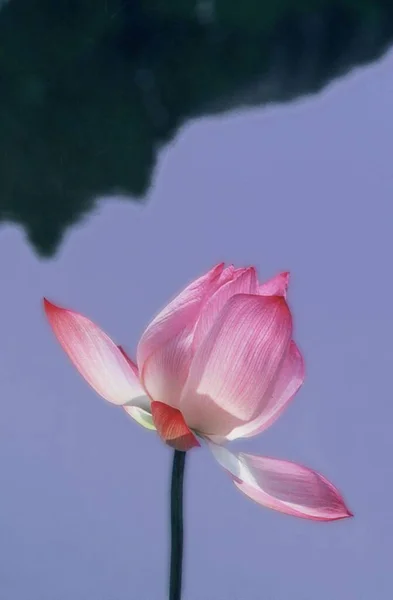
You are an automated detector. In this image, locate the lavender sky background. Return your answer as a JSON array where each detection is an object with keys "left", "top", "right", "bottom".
[{"left": 1, "top": 46, "right": 393, "bottom": 600}]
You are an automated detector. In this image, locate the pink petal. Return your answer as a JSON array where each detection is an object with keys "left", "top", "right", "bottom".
[
  {"left": 137, "top": 263, "right": 224, "bottom": 370},
  {"left": 210, "top": 445, "right": 353, "bottom": 521},
  {"left": 44, "top": 299, "right": 148, "bottom": 408},
  {"left": 217, "top": 264, "right": 235, "bottom": 283},
  {"left": 226, "top": 341, "right": 305, "bottom": 440},
  {"left": 151, "top": 401, "right": 200, "bottom": 451},
  {"left": 137, "top": 263, "right": 225, "bottom": 407},
  {"left": 141, "top": 332, "right": 194, "bottom": 409},
  {"left": 258, "top": 272, "right": 290, "bottom": 297},
  {"left": 181, "top": 294, "right": 292, "bottom": 437},
  {"left": 192, "top": 267, "right": 258, "bottom": 350}
]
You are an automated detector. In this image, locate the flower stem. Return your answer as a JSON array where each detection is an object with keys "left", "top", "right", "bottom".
[{"left": 169, "top": 450, "right": 187, "bottom": 600}]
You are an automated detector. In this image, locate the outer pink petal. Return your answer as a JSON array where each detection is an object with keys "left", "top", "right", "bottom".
[
  {"left": 226, "top": 341, "right": 305, "bottom": 440},
  {"left": 181, "top": 294, "right": 292, "bottom": 437},
  {"left": 258, "top": 272, "right": 290, "bottom": 297},
  {"left": 137, "top": 263, "right": 225, "bottom": 407},
  {"left": 210, "top": 445, "right": 353, "bottom": 521},
  {"left": 141, "top": 332, "right": 194, "bottom": 408},
  {"left": 217, "top": 264, "right": 235, "bottom": 283},
  {"left": 137, "top": 263, "right": 224, "bottom": 370},
  {"left": 44, "top": 299, "right": 148, "bottom": 408},
  {"left": 192, "top": 267, "right": 258, "bottom": 350}
]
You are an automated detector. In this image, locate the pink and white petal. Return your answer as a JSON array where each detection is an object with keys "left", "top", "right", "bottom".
[
  {"left": 217, "top": 264, "right": 236, "bottom": 284},
  {"left": 181, "top": 294, "right": 292, "bottom": 437},
  {"left": 136, "top": 264, "right": 226, "bottom": 406},
  {"left": 137, "top": 263, "right": 224, "bottom": 372},
  {"left": 258, "top": 272, "right": 290, "bottom": 297},
  {"left": 209, "top": 444, "right": 353, "bottom": 521},
  {"left": 193, "top": 267, "right": 258, "bottom": 350},
  {"left": 44, "top": 299, "right": 147, "bottom": 407},
  {"left": 226, "top": 341, "right": 305, "bottom": 441},
  {"left": 119, "top": 332, "right": 191, "bottom": 416},
  {"left": 141, "top": 330, "right": 194, "bottom": 408}
]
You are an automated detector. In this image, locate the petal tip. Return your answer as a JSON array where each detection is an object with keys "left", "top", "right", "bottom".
[
  {"left": 43, "top": 297, "right": 62, "bottom": 317},
  {"left": 214, "top": 262, "right": 225, "bottom": 275},
  {"left": 43, "top": 297, "right": 52, "bottom": 310},
  {"left": 43, "top": 298, "right": 58, "bottom": 320},
  {"left": 343, "top": 506, "right": 354, "bottom": 519},
  {"left": 281, "top": 271, "right": 290, "bottom": 283}
]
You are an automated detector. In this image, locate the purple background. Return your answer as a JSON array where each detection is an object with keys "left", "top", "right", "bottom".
[{"left": 1, "top": 48, "right": 393, "bottom": 600}]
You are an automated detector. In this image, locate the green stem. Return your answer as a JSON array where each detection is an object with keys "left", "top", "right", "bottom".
[{"left": 169, "top": 450, "right": 187, "bottom": 600}]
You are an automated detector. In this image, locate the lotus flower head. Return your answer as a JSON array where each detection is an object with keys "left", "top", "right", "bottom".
[{"left": 44, "top": 263, "right": 352, "bottom": 521}]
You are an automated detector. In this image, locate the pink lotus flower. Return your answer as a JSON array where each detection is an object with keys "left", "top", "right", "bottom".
[{"left": 44, "top": 263, "right": 352, "bottom": 521}]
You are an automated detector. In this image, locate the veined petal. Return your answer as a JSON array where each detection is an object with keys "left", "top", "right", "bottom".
[
  {"left": 141, "top": 331, "right": 194, "bottom": 408},
  {"left": 226, "top": 341, "right": 304, "bottom": 440},
  {"left": 151, "top": 401, "right": 200, "bottom": 451},
  {"left": 181, "top": 294, "right": 292, "bottom": 437},
  {"left": 209, "top": 444, "right": 352, "bottom": 521},
  {"left": 137, "top": 263, "right": 225, "bottom": 407},
  {"left": 258, "top": 272, "right": 290, "bottom": 297},
  {"left": 192, "top": 267, "right": 258, "bottom": 350},
  {"left": 217, "top": 264, "right": 235, "bottom": 283},
  {"left": 44, "top": 299, "right": 148, "bottom": 408},
  {"left": 137, "top": 263, "right": 224, "bottom": 371}
]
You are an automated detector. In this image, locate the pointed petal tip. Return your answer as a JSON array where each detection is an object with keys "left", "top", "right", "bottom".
[
  {"left": 43, "top": 297, "right": 64, "bottom": 316},
  {"left": 43, "top": 297, "right": 62, "bottom": 319},
  {"left": 43, "top": 297, "right": 53, "bottom": 310},
  {"left": 281, "top": 271, "right": 290, "bottom": 283},
  {"left": 315, "top": 506, "right": 353, "bottom": 522},
  {"left": 343, "top": 506, "right": 354, "bottom": 519},
  {"left": 246, "top": 265, "right": 257, "bottom": 279},
  {"left": 258, "top": 271, "right": 290, "bottom": 297},
  {"left": 214, "top": 262, "right": 225, "bottom": 274}
]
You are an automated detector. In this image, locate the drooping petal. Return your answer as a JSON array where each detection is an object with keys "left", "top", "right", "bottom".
[
  {"left": 258, "top": 272, "right": 290, "bottom": 297},
  {"left": 151, "top": 401, "right": 200, "bottom": 451},
  {"left": 181, "top": 294, "right": 292, "bottom": 437},
  {"left": 137, "top": 263, "right": 225, "bottom": 407},
  {"left": 226, "top": 341, "right": 304, "bottom": 440},
  {"left": 44, "top": 299, "right": 148, "bottom": 408},
  {"left": 192, "top": 267, "right": 258, "bottom": 350},
  {"left": 209, "top": 444, "right": 352, "bottom": 521}
]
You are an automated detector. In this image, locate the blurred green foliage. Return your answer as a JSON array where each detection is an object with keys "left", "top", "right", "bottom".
[{"left": 0, "top": 0, "right": 392, "bottom": 256}]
